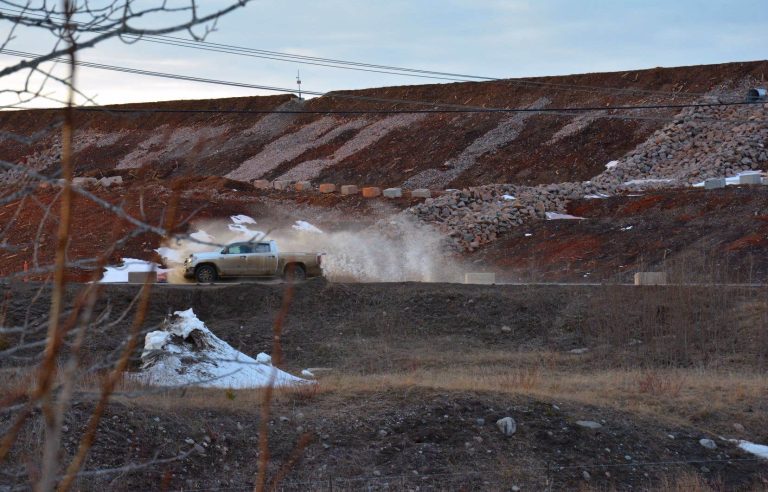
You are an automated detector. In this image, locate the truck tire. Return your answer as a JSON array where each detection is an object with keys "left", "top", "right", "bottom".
[
  {"left": 195, "top": 265, "right": 217, "bottom": 283},
  {"left": 284, "top": 264, "right": 306, "bottom": 282}
]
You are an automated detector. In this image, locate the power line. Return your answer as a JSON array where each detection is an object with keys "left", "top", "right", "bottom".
[
  {"left": 0, "top": 6, "right": 721, "bottom": 99},
  {"left": 2, "top": 48, "right": 765, "bottom": 122}
]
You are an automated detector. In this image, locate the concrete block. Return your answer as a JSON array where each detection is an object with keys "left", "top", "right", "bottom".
[
  {"left": 72, "top": 177, "right": 98, "bottom": 186},
  {"left": 318, "top": 183, "right": 336, "bottom": 193},
  {"left": 253, "top": 179, "right": 271, "bottom": 189},
  {"left": 273, "top": 180, "right": 291, "bottom": 191},
  {"left": 128, "top": 271, "right": 157, "bottom": 284},
  {"left": 383, "top": 187, "right": 402, "bottom": 198},
  {"left": 464, "top": 272, "right": 496, "bottom": 285},
  {"left": 739, "top": 173, "right": 762, "bottom": 185},
  {"left": 294, "top": 180, "right": 312, "bottom": 192},
  {"left": 98, "top": 176, "right": 123, "bottom": 188},
  {"left": 361, "top": 187, "right": 381, "bottom": 198},
  {"left": 340, "top": 185, "right": 359, "bottom": 195},
  {"left": 704, "top": 178, "right": 726, "bottom": 190},
  {"left": 633, "top": 272, "right": 668, "bottom": 286},
  {"left": 410, "top": 188, "right": 432, "bottom": 198}
]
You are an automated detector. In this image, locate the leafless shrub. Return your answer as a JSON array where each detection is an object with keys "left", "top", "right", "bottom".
[{"left": 0, "top": 2, "right": 263, "bottom": 490}]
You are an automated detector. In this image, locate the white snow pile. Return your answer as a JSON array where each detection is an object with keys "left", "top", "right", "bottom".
[
  {"left": 100, "top": 258, "right": 170, "bottom": 283},
  {"left": 154, "top": 247, "right": 183, "bottom": 264},
  {"left": 738, "top": 441, "right": 768, "bottom": 459},
  {"left": 231, "top": 214, "right": 257, "bottom": 225},
  {"left": 190, "top": 230, "right": 215, "bottom": 243},
  {"left": 726, "top": 439, "right": 768, "bottom": 459},
  {"left": 292, "top": 220, "right": 323, "bottom": 233},
  {"left": 228, "top": 214, "right": 265, "bottom": 238},
  {"left": 545, "top": 212, "right": 585, "bottom": 220},
  {"left": 691, "top": 171, "right": 764, "bottom": 188},
  {"left": 138, "top": 309, "right": 309, "bottom": 389}
]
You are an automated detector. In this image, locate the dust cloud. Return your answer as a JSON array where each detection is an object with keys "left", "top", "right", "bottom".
[{"left": 158, "top": 214, "right": 464, "bottom": 283}]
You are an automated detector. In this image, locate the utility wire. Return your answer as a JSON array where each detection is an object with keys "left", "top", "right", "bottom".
[
  {"left": 0, "top": 6, "right": 724, "bottom": 99},
  {"left": 2, "top": 48, "right": 766, "bottom": 122}
]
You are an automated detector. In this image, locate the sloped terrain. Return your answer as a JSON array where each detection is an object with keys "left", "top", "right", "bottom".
[
  {"left": 1, "top": 60, "right": 768, "bottom": 281},
  {"left": 2, "top": 61, "right": 767, "bottom": 188}
]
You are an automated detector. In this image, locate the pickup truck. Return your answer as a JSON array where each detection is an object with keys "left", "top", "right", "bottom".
[{"left": 183, "top": 240, "right": 323, "bottom": 283}]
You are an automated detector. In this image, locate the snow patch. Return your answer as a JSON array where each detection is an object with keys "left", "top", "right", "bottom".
[
  {"left": 691, "top": 171, "right": 764, "bottom": 188},
  {"left": 190, "top": 230, "right": 215, "bottom": 243},
  {"left": 545, "top": 212, "right": 585, "bottom": 220},
  {"left": 292, "top": 220, "right": 323, "bottom": 234},
  {"left": 100, "top": 258, "right": 169, "bottom": 283},
  {"left": 155, "top": 247, "right": 183, "bottom": 264},
  {"left": 738, "top": 441, "right": 768, "bottom": 459},
  {"left": 138, "top": 309, "right": 308, "bottom": 389},
  {"left": 231, "top": 214, "right": 257, "bottom": 225},
  {"left": 623, "top": 178, "right": 674, "bottom": 186}
]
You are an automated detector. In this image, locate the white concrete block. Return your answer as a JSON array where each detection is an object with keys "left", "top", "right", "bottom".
[
  {"left": 634, "top": 272, "right": 668, "bottom": 286},
  {"left": 410, "top": 188, "right": 432, "bottom": 198},
  {"left": 273, "top": 180, "right": 291, "bottom": 190},
  {"left": 740, "top": 173, "right": 762, "bottom": 185},
  {"left": 464, "top": 272, "right": 496, "bottom": 285},
  {"left": 704, "top": 178, "right": 725, "bottom": 189},
  {"left": 294, "top": 180, "right": 312, "bottom": 191},
  {"left": 383, "top": 187, "right": 402, "bottom": 198},
  {"left": 128, "top": 271, "right": 157, "bottom": 283}
]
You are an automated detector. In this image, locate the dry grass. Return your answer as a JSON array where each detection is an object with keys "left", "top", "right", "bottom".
[{"left": 82, "top": 361, "right": 767, "bottom": 440}]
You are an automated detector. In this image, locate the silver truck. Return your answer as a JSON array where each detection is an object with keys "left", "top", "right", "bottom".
[{"left": 183, "top": 240, "right": 323, "bottom": 282}]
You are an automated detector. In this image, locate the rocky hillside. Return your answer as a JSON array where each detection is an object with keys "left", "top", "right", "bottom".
[{"left": 2, "top": 60, "right": 767, "bottom": 189}]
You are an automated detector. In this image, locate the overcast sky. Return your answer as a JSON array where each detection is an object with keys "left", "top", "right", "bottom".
[{"left": 2, "top": 0, "right": 767, "bottom": 107}]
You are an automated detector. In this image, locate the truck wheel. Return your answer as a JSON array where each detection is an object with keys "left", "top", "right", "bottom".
[
  {"left": 195, "top": 265, "right": 217, "bottom": 283},
  {"left": 284, "top": 264, "right": 306, "bottom": 282}
]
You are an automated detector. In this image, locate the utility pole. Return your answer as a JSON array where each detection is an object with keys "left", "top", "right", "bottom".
[{"left": 296, "top": 69, "right": 302, "bottom": 100}]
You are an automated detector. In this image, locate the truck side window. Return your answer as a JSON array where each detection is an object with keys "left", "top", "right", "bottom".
[{"left": 254, "top": 243, "right": 271, "bottom": 253}]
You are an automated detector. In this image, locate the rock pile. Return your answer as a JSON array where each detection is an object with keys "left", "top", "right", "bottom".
[
  {"left": 593, "top": 102, "right": 768, "bottom": 189},
  {"left": 410, "top": 96, "right": 768, "bottom": 251},
  {"left": 409, "top": 181, "right": 607, "bottom": 251}
]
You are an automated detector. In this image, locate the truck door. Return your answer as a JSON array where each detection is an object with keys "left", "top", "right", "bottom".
[
  {"left": 247, "top": 242, "right": 279, "bottom": 276},
  {"left": 219, "top": 243, "right": 251, "bottom": 276}
]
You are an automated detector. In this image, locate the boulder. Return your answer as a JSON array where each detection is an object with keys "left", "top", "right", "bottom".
[{"left": 496, "top": 417, "right": 517, "bottom": 436}]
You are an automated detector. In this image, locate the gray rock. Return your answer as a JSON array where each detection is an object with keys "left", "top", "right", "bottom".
[
  {"left": 699, "top": 438, "right": 717, "bottom": 450},
  {"left": 576, "top": 420, "right": 603, "bottom": 430},
  {"left": 496, "top": 417, "right": 517, "bottom": 436}
]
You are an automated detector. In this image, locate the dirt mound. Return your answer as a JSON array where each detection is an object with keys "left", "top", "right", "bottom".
[{"left": 2, "top": 61, "right": 767, "bottom": 188}]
